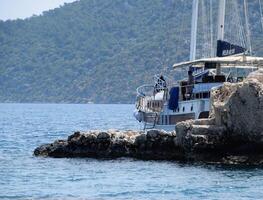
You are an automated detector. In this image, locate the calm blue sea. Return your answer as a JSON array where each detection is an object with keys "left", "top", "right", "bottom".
[{"left": 0, "top": 103, "right": 263, "bottom": 200}]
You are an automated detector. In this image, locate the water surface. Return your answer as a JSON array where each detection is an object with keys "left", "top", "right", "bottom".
[{"left": 0, "top": 104, "right": 262, "bottom": 199}]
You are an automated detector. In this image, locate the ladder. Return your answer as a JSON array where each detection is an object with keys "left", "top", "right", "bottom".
[{"left": 143, "top": 112, "right": 159, "bottom": 130}]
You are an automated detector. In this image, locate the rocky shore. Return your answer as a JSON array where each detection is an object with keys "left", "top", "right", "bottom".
[
  {"left": 34, "top": 69, "right": 263, "bottom": 165},
  {"left": 34, "top": 129, "right": 184, "bottom": 160}
]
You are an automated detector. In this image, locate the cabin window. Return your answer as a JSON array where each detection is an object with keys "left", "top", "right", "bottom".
[
  {"left": 183, "top": 107, "right": 185, "bottom": 112},
  {"left": 191, "top": 105, "right": 193, "bottom": 111}
]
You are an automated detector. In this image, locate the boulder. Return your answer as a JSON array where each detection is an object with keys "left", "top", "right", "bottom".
[
  {"left": 134, "top": 133, "right": 147, "bottom": 146},
  {"left": 176, "top": 121, "right": 227, "bottom": 152},
  {"left": 210, "top": 69, "right": 263, "bottom": 143},
  {"left": 97, "top": 131, "right": 111, "bottom": 141}
]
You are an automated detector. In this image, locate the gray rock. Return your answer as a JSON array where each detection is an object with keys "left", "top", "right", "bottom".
[
  {"left": 146, "top": 129, "right": 167, "bottom": 141},
  {"left": 86, "top": 133, "right": 96, "bottom": 141},
  {"left": 175, "top": 120, "right": 192, "bottom": 147},
  {"left": 211, "top": 69, "right": 263, "bottom": 143},
  {"left": 175, "top": 69, "right": 263, "bottom": 161},
  {"left": 68, "top": 131, "right": 81, "bottom": 142},
  {"left": 97, "top": 132, "right": 111, "bottom": 141},
  {"left": 134, "top": 133, "right": 147, "bottom": 146}
]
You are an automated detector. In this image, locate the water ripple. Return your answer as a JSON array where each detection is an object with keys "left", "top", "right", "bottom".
[{"left": 0, "top": 104, "right": 263, "bottom": 200}]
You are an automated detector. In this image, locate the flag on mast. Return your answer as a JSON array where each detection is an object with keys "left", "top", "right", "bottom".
[{"left": 216, "top": 40, "right": 246, "bottom": 57}]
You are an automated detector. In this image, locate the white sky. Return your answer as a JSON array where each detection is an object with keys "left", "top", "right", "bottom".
[{"left": 0, "top": 0, "right": 78, "bottom": 21}]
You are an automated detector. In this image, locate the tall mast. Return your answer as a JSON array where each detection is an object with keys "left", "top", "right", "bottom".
[
  {"left": 217, "top": 0, "right": 226, "bottom": 41},
  {"left": 190, "top": 0, "right": 199, "bottom": 61},
  {"left": 244, "top": 0, "right": 252, "bottom": 54},
  {"left": 216, "top": 0, "right": 226, "bottom": 75}
]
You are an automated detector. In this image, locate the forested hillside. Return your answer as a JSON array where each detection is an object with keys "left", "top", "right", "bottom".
[{"left": 0, "top": 0, "right": 262, "bottom": 103}]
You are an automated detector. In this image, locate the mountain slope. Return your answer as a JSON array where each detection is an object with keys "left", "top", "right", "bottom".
[{"left": 0, "top": 0, "right": 262, "bottom": 103}]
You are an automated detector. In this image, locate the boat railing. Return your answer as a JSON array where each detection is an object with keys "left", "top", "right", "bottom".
[
  {"left": 136, "top": 82, "right": 223, "bottom": 113},
  {"left": 136, "top": 84, "right": 155, "bottom": 97},
  {"left": 136, "top": 82, "right": 176, "bottom": 113}
]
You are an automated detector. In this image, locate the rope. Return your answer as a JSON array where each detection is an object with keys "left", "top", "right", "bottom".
[
  {"left": 259, "top": 0, "right": 263, "bottom": 32},
  {"left": 176, "top": 0, "right": 188, "bottom": 61},
  {"left": 234, "top": 0, "right": 246, "bottom": 49}
]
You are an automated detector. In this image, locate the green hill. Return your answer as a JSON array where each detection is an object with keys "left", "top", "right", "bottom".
[{"left": 0, "top": 0, "right": 262, "bottom": 103}]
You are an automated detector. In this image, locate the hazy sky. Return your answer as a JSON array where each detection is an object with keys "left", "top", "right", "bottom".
[{"left": 0, "top": 0, "right": 78, "bottom": 21}]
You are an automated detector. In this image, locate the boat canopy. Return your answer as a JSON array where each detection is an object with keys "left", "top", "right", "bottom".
[{"left": 173, "top": 55, "right": 263, "bottom": 68}]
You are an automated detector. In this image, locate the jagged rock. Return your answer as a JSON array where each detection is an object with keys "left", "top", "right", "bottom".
[
  {"left": 247, "top": 68, "right": 263, "bottom": 82},
  {"left": 134, "top": 133, "right": 147, "bottom": 146},
  {"left": 210, "top": 69, "right": 263, "bottom": 142},
  {"left": 176, "top": 120, "right": 227, "bottom": 152},
  {"left": 175, "top": 69, "right": 263, "bottom": 164},
  {"left": 34, "top": 129, "right": 181, "bottom": 160},
  {"left": 86, "top": 133, "right": 96, "bottom": 141}
]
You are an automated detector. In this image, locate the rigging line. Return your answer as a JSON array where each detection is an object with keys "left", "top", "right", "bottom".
[
  {"left": 234, "top": 0, "right": 241, "bottom": 45},
  {"left": 228, "top": 0, "right": 234, "bottom": 44},
  {"left": 244, "top": 0, "right": 252, "bottom": 55},
  {"left": 237, "top": 0, "right": 247, "bottom": 49},
  {"left": 200, "top": 0, "right": 205, "bottom": 58},
  {"left": 259, "top": 0, "right": 263, "bottom": 32},
  {"left": 209, "top": 0, "right": 214, "bottom": 57},
  {"left": 190, "top": 0, "right": 199, "bottom": 60},
  {"left": 238, "top": 18, "right": 246, "bottom": 48},
  {"left": 201, "top": 0, "right": 209, "bottom": 58},
  {"left": 230, "top": 0, "right": 239, "bottom": 45},
  {"left": 234, "top": 0, "right": 245, "bottom": 47},
  {"left": 160, "top": 3, "right": 169, "bottom": 74},
  {"left": 240, "top": 8, "right": 247, "bottom": 48},
  {"left": 175, "top": 0, "right": 188, "bottom": 67},
  {"left": 229, "top": 0, "right": 236, "bottom": 49}
]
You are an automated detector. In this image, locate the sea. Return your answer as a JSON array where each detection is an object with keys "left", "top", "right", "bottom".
[{"left": 0, "top": 103, "right": 263, "bottom": 200}]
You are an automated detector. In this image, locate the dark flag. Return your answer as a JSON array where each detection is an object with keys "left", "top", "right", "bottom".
[{"left": 216, "top": 40, "right": 246, "bottom": 57}]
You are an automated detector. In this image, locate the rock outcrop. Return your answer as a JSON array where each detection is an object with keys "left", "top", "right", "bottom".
[
  {"left": 35, "top": 69, "right": 263, "bottom": 165},
  {"left": 175, "top": 69, "right": 263, "bottom": 164},
  {"left": 210, "top": 69, "right": 263, "bottom": 142},
  {"left": 34, "top": 129, "right": 184, "bottom": 160}
]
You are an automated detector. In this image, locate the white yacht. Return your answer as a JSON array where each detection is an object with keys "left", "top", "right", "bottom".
[{"left": 134, "top": 0, "right": 263, "bottom": 131}]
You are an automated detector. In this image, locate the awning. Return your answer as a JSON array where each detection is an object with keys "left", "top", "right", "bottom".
[{"left": 173, "top": 55, "right": 263, "bottom": 68}]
